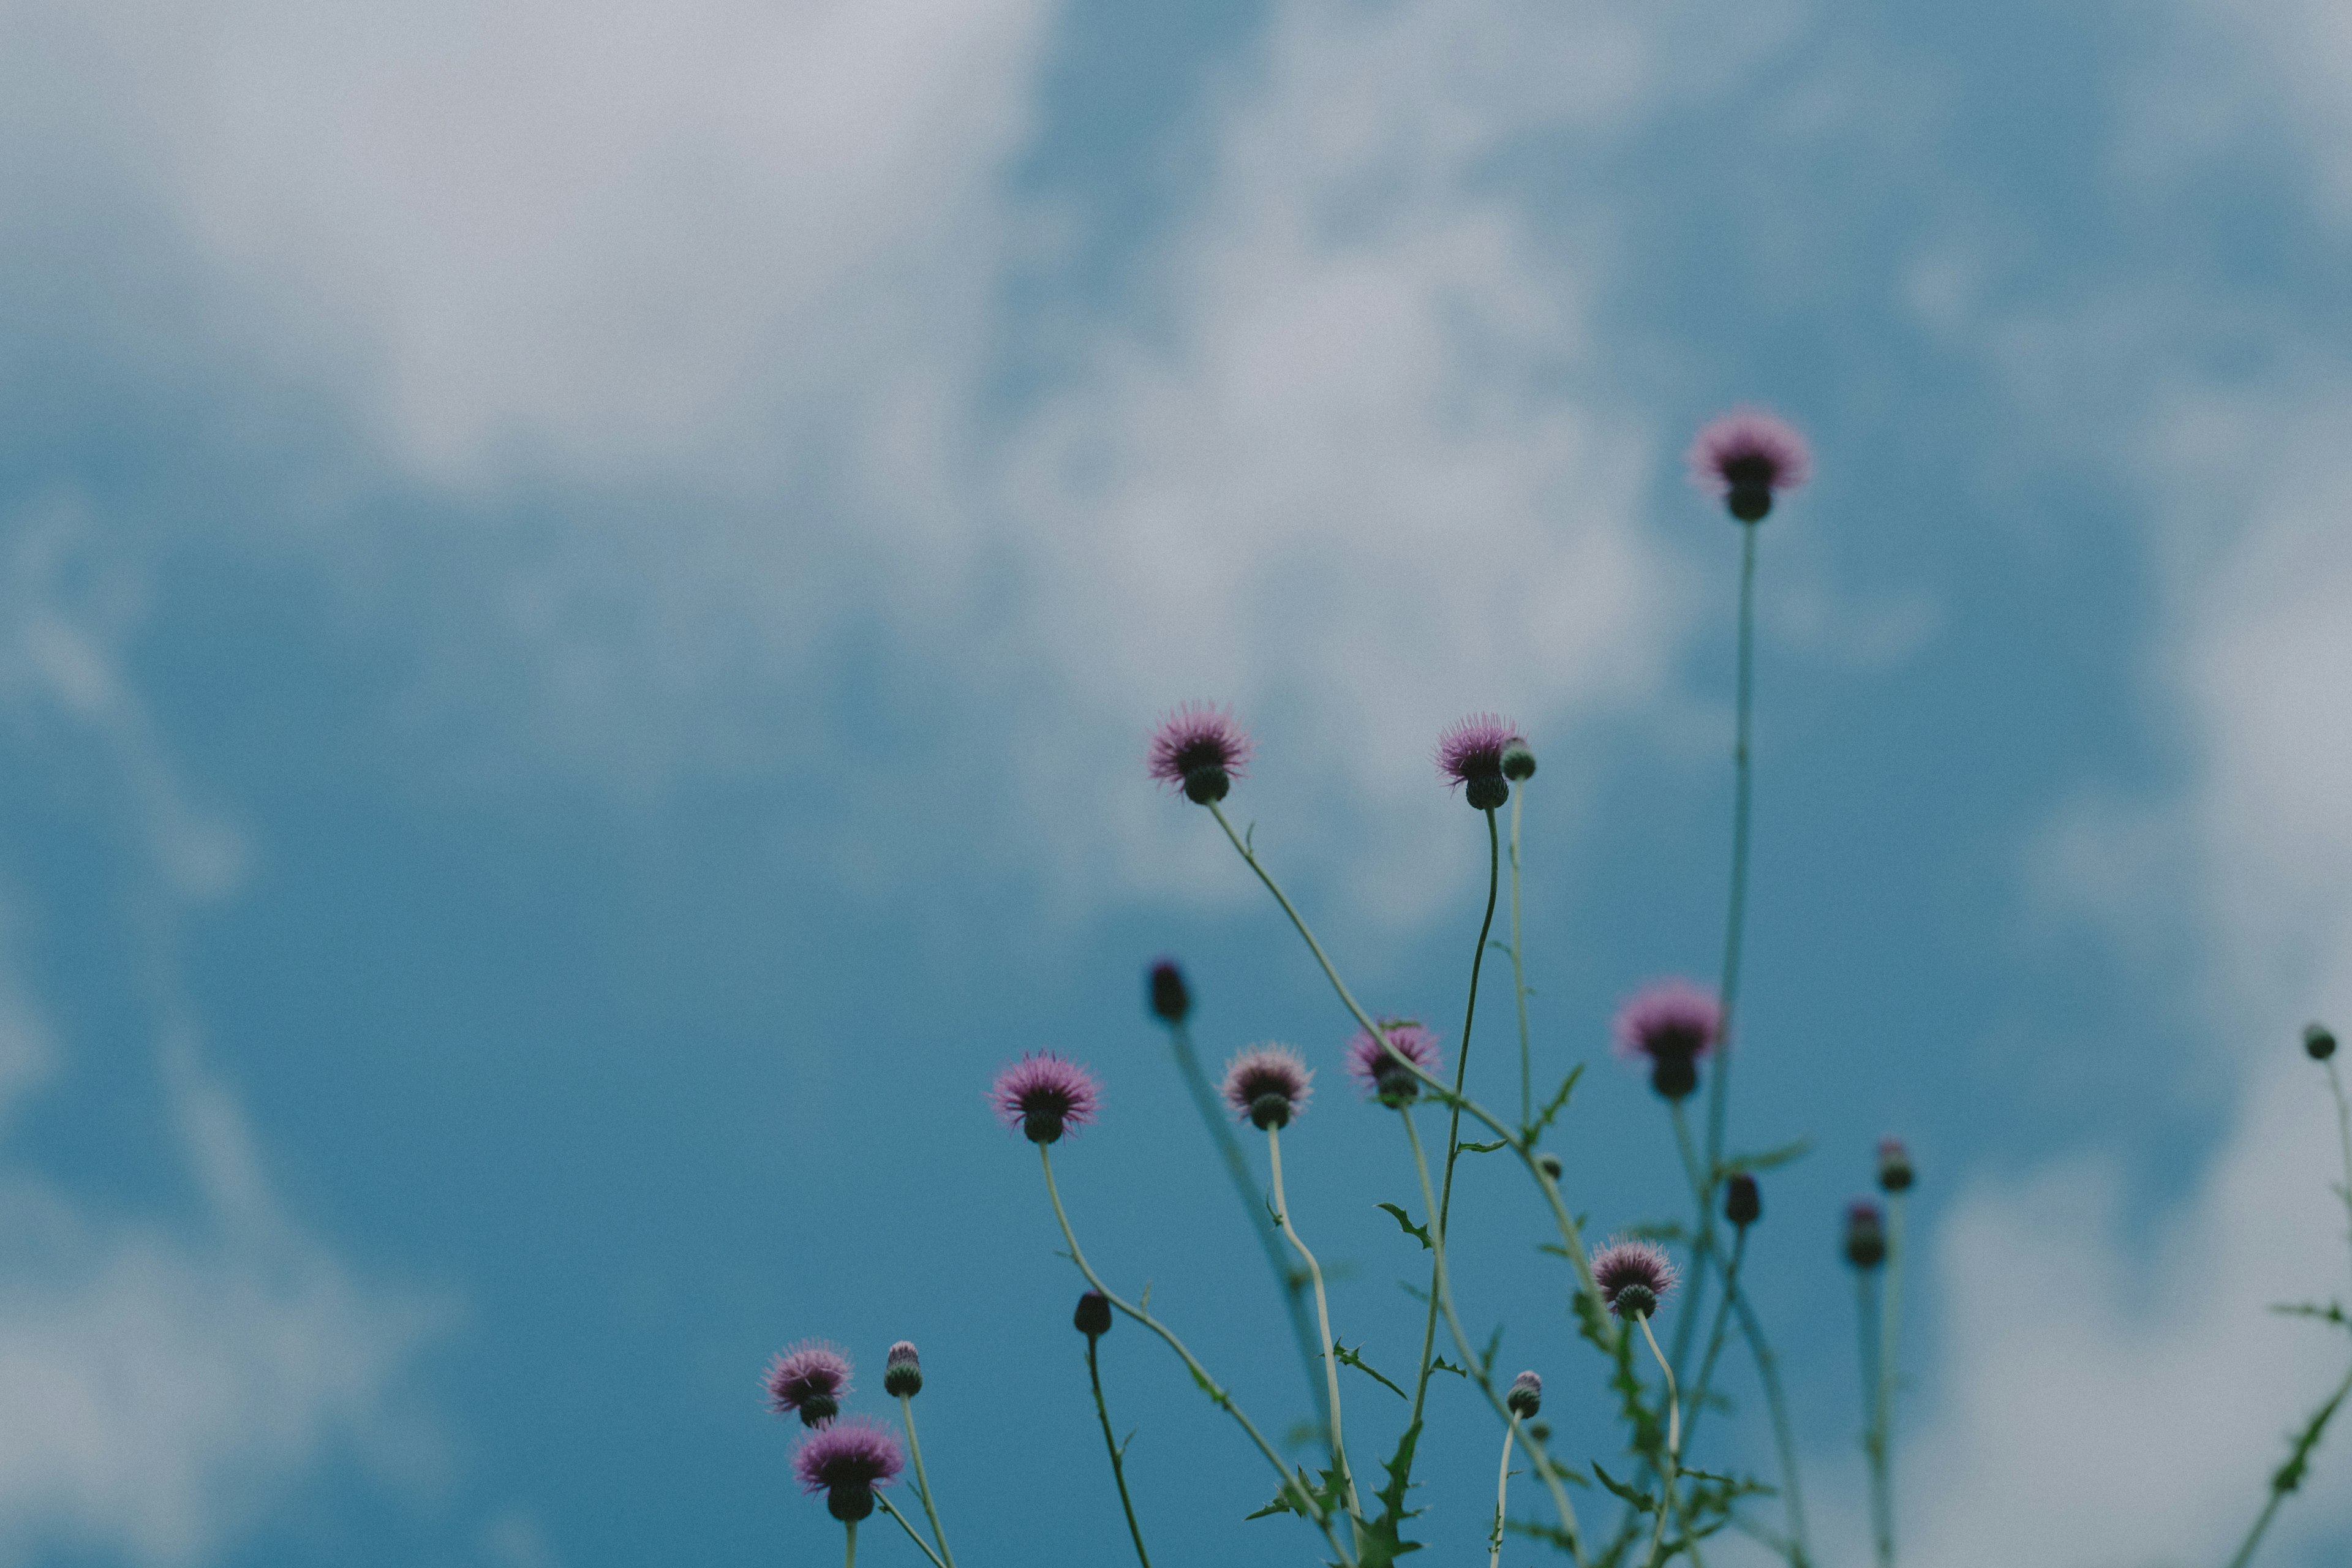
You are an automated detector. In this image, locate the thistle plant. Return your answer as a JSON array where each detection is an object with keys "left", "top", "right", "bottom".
[{"left": 752, "top": 410, "right": 2351, "bottom": 1568}]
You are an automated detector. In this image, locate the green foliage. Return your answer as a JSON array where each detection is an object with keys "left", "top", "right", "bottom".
[
  {"left": 1355, "top": 1420, "right": 1428, "bottom": 1568},
  {"left": 1376, "top": 1202, "right": 1432, "bottom": 1251},
  {"left": 1523, "top": 1065, "right": 1585, "bottom": 1144},
  {"left": 1721, "top": 1136, "right": 1813, "bottom": 1176},
  {"left": 1332, "top": 1340, "right": 1408, "bottom": 1400}
]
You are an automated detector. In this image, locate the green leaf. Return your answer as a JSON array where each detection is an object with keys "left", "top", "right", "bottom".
[
  {"left": 1357, "top": 1420, "right": 1427, "bottom": 1568},
  {"left": 1479, "top": 1323, "right": 1505, "bottom": 1377},
  {"left": 1429, "top": 1355, "right": 1470, "bottom": 1380},
  {"left": 1721, "top": 1136, "right": 1813, "bottom": 1176},
  {"left": 1376, "top": 1202, "right": 1433, "bottom": 1250},
  {"left": 1590, "top": 1461, "right": 1656, "bottom": 1513},
  {"left": 2271, "top": 1300, "right": 2350, "bottom": 1327},
  {"left": 1332, "top": 1340, "right": 1409, "bottom": 1400},
  {"left": 1460, "top": 1138, "right": 1512, "bottom": 1155},
  {"left": 1525, "top": 1065, "right": 1585, "bottom": 1142}
]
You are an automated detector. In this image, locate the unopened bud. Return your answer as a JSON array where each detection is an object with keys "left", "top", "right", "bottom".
[
  {"left": 1843, "top": 1200, "right": 1887, "bottom": 1270},
  {"left": 1876, "top": 1137, "right": 1915, "bottom": 1194},
  {"left": 1724, "top": 1172, "right": 1761, "bottom": 1228},
  {"left": 1149, "top": 960, "right": 1191, "bottom": 1025},
  {"left": 1500, "top": 741, "right": 1537, "bottom": 781},
  {"left": 2306, "top": 1023, "right": 2337, "bottom": 1062},
  {"left": 1073, "top": 1290, "right": 1112, "bottom": 1339},
  {"left": 1507, "top": 1370, "right": 1542, "bottom": 1418}
]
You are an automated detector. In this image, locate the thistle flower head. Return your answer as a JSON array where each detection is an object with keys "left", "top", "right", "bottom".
[
  {"left": 1687, "top": 407, "right": 1812, "bottom": 522},
  {"left": 1148, "top": 703, "right": 1253, "bottom": 805},
  {"left": 1222, "top": 1043, "right": 1313, "bottom": 1129},
  {"left": 1724, "top": 1172, "right": 1762, "bottom": 1228},
  {"left": 1844, "top": 1199, "right": 1887, "bottom": 1268},
  {"left": 793, "top": 1417, "right": 903, "bottom": 1522},
  {"left": 1148, "top": 959, "right": 1191, "bottom": 1025},
  {"left": 1345, "top": 1019, "right": 1442, "bottom": 1105},
  {"left": 1612, "top": 980, "right": 1724, "bottom": 1101},
  {"left": 1073, "top": 1289, "right": 1112, "bottom": 1338},
  {"left": 1437, "top": 712, "right": 1523, "bottom": 811},
  {"left": 1876, "top": 1136, "right": 1915, "bottom": 1193},
  {"left": 883, "top": 1340, "right": 922, "bottom": 1399},
  {"left": 990, "top": 1052, "right": 1101, "bottom": 1145},
  {"left": 1592, "top": 1237, "right": 1679, "bottom": 1320},
  {"left": 1507, "top": 1370, "right": 1543, "bottom": 1418},
  {"left": 2305, "top": 1022, "right": 2337, "bottom": 1062},
  {"left": 766, "top": 1341, "right": 853, "bottom": 1427}
]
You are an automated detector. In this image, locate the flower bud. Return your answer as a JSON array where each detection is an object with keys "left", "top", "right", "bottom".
[
  {"left": 883, "top": 1341, "right": 922, "bottom": 1399},
  {"left": 1149, "top": 960, "right": 1191, "bottom": 1025},
  {"left": 1843, "top": 1200, "right": 1887, "bottom": 1270},
  {"left": 1536, "top": 1152, "right": 1563, "bottom": 1182},
  {"left": 1465, "top": 775, "right": 1510, "bottom": 812},
  {"left": 1074, "top": 1289, "right": 1112, "bottom": 1339},
  {"left": 2305, "top": 1023, "right": 2337, "bottom": 1062},
  {"left": 1876, "top": 1137, "right": 1915, "bottom": 1194},
  {"left": 1501, "top": 741, "right": 1537, "bottom": 781},
  {"left": 1724, "top": 1172, "right": 1761, "bottom": 1228},
  {"left": 1507, "top": 1370, "right": 1542, "bottom": 1418}
]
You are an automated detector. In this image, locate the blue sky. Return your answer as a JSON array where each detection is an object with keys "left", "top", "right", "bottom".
[{"left": 1, "top": 1, "right": 2351, "bottom": 1565}]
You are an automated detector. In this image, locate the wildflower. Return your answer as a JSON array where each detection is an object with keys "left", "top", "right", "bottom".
[
  {"left": 1876, "top": 1137, "right": 1915, "bottom": 1194},
  {"left": 1724, "top": 1172, "right": 1762, "bottom": 1228},
  {"left": 1613, "top": 980, "right": 1724, "bottom": 1102},
  {"left": 1592, "top": 1237, "right": 1679, "bottom": 1320},
  {"left": 2306, "top": 1023, "right": 2337, "bottom": 1062},
  {"left": 990, "top": 1052, "right": 1101, "bottom": 1145},
  {"left": 1346, "top": 1019, "right": 1443, "bottom": 1105},
  {"left": 766, "top": 1341, "right": 853, "bottom": 1428},
  {"left": 1074, "top": 1289, "right": 1113, "bottom": 1339},
  {"left": 1501, "top": 739, "right": 1538, "bottom": 781},
  {"left": 794, "top": 1418, "right": 904, "bottom": 1522},
  {"left": 1148, "top": 703, "right": 1252, "bottom": 805},
  {"left": 1437, "top": 712, "right": 1521, "bottom": 811},
  {"left": 883, "top": 1341, "right": 922, "bottom": 1400},
  {"left": 1687, "top": 407, "right": 1812, "bottom": 523},
  {"left": 1507, "top": 1370, "right": 1544, "bottom": 1419},
  {"left": 1844, "top": 1199, "right": 1887, "bottom": 1269},
  {"left": 1222, "top": 1044, "right": 1313, "bottom": 1129},
  {"left": 1148, "top": 959, "right": 1191, "bottom": 1025}
]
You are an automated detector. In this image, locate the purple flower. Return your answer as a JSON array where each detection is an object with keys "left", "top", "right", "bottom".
[
  {"left": 1221, "top": 1044, "right": 1313, "bottom": 1129},
  {"left": 1346, "top": 1019, "right": 1442, "bottom": 1104},
  {"left": 883, "top": 1340, "right": 922, "bottom": 1399},
  {"left": 766, "top": 1341, "right": 853, "bottom": 1427},
  {"left": 1148, "top": 703, "right": 1253, "bottom": 805},
  {"left": 990, "top": 1052, "right": 1101, "bottom": 1145},
  {"left": 1876, "top": 1137, "right": 1915, "bottom": 1194},
  {"left": 1612, "top": 980, "right": 1724, "bottom": 1102},
  {"left": 1436, "top": 712, "right": 1523, "bottom": 811},
  {"left": 1507, "top": 1370, "right": 1543, "bottom": 1418},
  {"left": 1687, "top": 407, "right": 1812, "bottom": 522},
  {"left": 794, "top": 1417, "right": 904, "bottom": 1523},
  {"left": 1592, "top": 1237, "right": 1679, "bottom": 1319},
  {"left": 1843, "top": 1199, "right": 1887, "bottom": 1269}
]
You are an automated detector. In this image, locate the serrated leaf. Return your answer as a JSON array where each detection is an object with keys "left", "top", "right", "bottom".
[
  {"left": 1460, "top": 1137, "right": 1512, "bottom": 1155},
  {"left": 1377, "top": 1202, "right": 1433, "bottom": 1250},
  {"left": 1590, "top": 1461, "right": 1655, "bottom": 1512},
  {"left": 1429, "top": 1356, "right": 1470, "bottom": 1380},
  {"left": 1480, "top": 1323, "right": 1505, "bottom": 1376},
  {"left": 1722, "top": 1136, "right": 1813, "bottom": 1175},
  {"left": 1355, "top": 1419, "right": 1427, "bottom": 1568},
  {"left": 1525, "top": 1065, "right": 1585, "bottom": 1142},
  {"left": 1332, "top": 1340, "right": 1409, "bottom": 1400}
]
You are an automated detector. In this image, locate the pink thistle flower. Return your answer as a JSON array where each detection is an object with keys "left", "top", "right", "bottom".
[
  {"left": 1612, "top": 980, "right": 1724, "bottom": 1102},
  {"left": 1687, "top": 407, "right": 1812, "bottom": 522},
  {"left": 1221, "top": 1043, "right": 1313, "bottom": 1129},
  {"left": 883, "top": 1341, "right": 922, "bottom": 1399},
  {"left": 990, "top": 1052, "right": 1101, "bottom": 1145},
  {"left": 766, "top": 1340, "right": 853, "bottom": 1427},
  {"left": 794, "top": 1417, "right": 904, "bottom": 1523},
  {"left": 1436, "top": 712, "right": 1523, "bottom": 812},
  {"left": 1592, "top": 1237, "right": 1679, "bottom": 1319},
  {"left": 1148, "top": 703, "right": 1253, "bottom": 805},
  {"left": 1346, "top": 1019, "right": 1443, "bottom": 1104}
]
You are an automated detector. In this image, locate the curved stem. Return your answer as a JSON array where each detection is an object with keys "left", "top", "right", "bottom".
[
  {"left": 1732, "top": 1289, "right": 1813, "bottom": 1566},
  {"left": 873, "top": 1496, "right": 944, "bottom": 1568},
  {"left": 1202, "top": 801, "right": 1607, "bottom": 1308},
  {"left": 896, "top": 1395, "right": 954, "bottom": 1568},
  {"left": 1491, "top": 1413, "right": 1521, "bottom": 1568},
  {"left": 1636, "top": 1313, "right": 1684, "bottom": 1568},
  {"left": 1411, "top": 809, "right": 1503, "bottom": 1423},
  {"left": 1874, "top": 1195, "right": 1905, "bottom": 1568},
  {"left": 1401, "top": 1112, "right": 1591, "bottom": 1567},
  {"left": 1035, "top": 1144, "right": 1352, "bottom": 1565},
  {"left": 1166, "top": 1017, "right": 1329, "bottom": 1430},
  {"left": 1268, "top": 1125, "right": 1359, "bottom": 1520},
  {"left": 1510, "top": 785, "right": 1532, "bottom": 1129},
  {"left": 1087, "top": 1335, "right": 1154, "bottom": 1568}
]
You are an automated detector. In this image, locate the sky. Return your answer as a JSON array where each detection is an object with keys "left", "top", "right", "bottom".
[{"left": 0, "top": 0, "right": 2350, "bottom": 1565}]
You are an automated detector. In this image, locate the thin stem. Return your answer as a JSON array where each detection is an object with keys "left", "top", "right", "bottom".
[
  {"left": 2328, "top": 1060, "right": 2352, "bottom": 1299},
  {"left": 1411, "top": 807, "right": 1504, "bottom": 1424},
  {"left": 1666, "top": 1102, "right": 1718, "bottom": 1387},
  {"left": 843, "top": 1517, "right": 858, "bottom": 1568},
  {"left": 873, "top": 1497, "right": 946, "bottom": 1568},
  {"left": 1166, "top": 1016, "right": 1329, "bottom": 1431},
  {"left": 1087, "top": 1335, "right": 1154, "bottom": 1568},
  {"left": 895, "top": 1395, "right": 954, "bottom": 1568},
  {"left": 1636, "top": 1312, "right": 1684, "bottom": 1568},
  {"left": 1874, "top": 1196, "right": 1905, "bottom": 1568},
  {"left": 1510, "top": 783, "right": 1532, "bottom": 1129},
  {"left": 1202, "top": 801, "right": 1606, "bottom": 1305},
  {"left": 1268, "top": 1125, "right": 1359, "bottom": 1519},
  {"left": 1401, "top": 1111, "right": 1591, "bottom": 1567},
  {"left": 1491, "top": 1414, "right": 1520, "bottom": 1568},
  {"left": 1855, "top": 1268, "right": 1888, "bottom": 1568},
  {"left": 1682, "top": 1225, "right": 1749, "bottom": 1454},
  {"left": 2223, "top": 1358, "right": 2352, "bottom": 1568},
  {"left": 1035, "top": 1144, "right": 1352, "bottom": 1565},
  {"left": 1732, "top": 1289, "right": 1813, "bottom": 1567},
  {"left": 1706, "top": 521, "right": 1760, "bottom": 1176}
]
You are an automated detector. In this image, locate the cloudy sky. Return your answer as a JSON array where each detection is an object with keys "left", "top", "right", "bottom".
[{"left": 1, "top": 1, "right": 2350, "bottom": 1564}]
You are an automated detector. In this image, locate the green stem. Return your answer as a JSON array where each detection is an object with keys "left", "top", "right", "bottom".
[
  {"left": 1166, "top": 1017, "right": 1330, "bottom": 1432},
  {"left": 1491, "top": 1413, "right": 1520, "bottom": 1568},
  {"left": 873, "top": 1496, "right": 944, "bottom": 1568},
  {"left": 1087, "top": 1335, "right": 1154, "bottom": 1568},
  {"left": 896, "top": 1395, "right": 954, "bottom": 1568},
  {"left": 1635, "top": 1313, "right": 1684, "bottom": 1568},
  {"left": 843, "top": 1517, "right": 858, "bottom": 1568},
  {"left": 1410, "top": 807, "right": 1503, "bottom": 1424},
  {"left": 1201, "top": 801, "right": 1607, "bottom": 1305},
  {"left": 1731, "top": 1289, "right": 1813, "bottom": 1567},
  {"left": 1268, "top": 1125, "right": 1359, "bottom": 1520},
  {"left": 1510, "top": 783, "right": 1532, "bottom": 1129},
  {"left": 2223, "top": 1357, "right": 2352, "bottom": 1568},
  {"left": 1681, "top": 1226, "right": 1749, "bottom": 1455},
  {"left": 1874, "top": 1195, "right": 1905, "bottom": 1568},
  {"left": 1401, "top": 1111, "right": 1591, "bottom": 1567},
  {"left": 1856, "top": 1268, "right": 1888, "bottom": 1567},
  {"left": 1667, "top": 1102, "right": 1719, "bottom": 1384},
  {"left": 2328, "top": 1060, "right": 2352, "bottom": 1300},
  {"left": 1036, "top": 1144, "right": 1352, "bottom": 1565}
]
